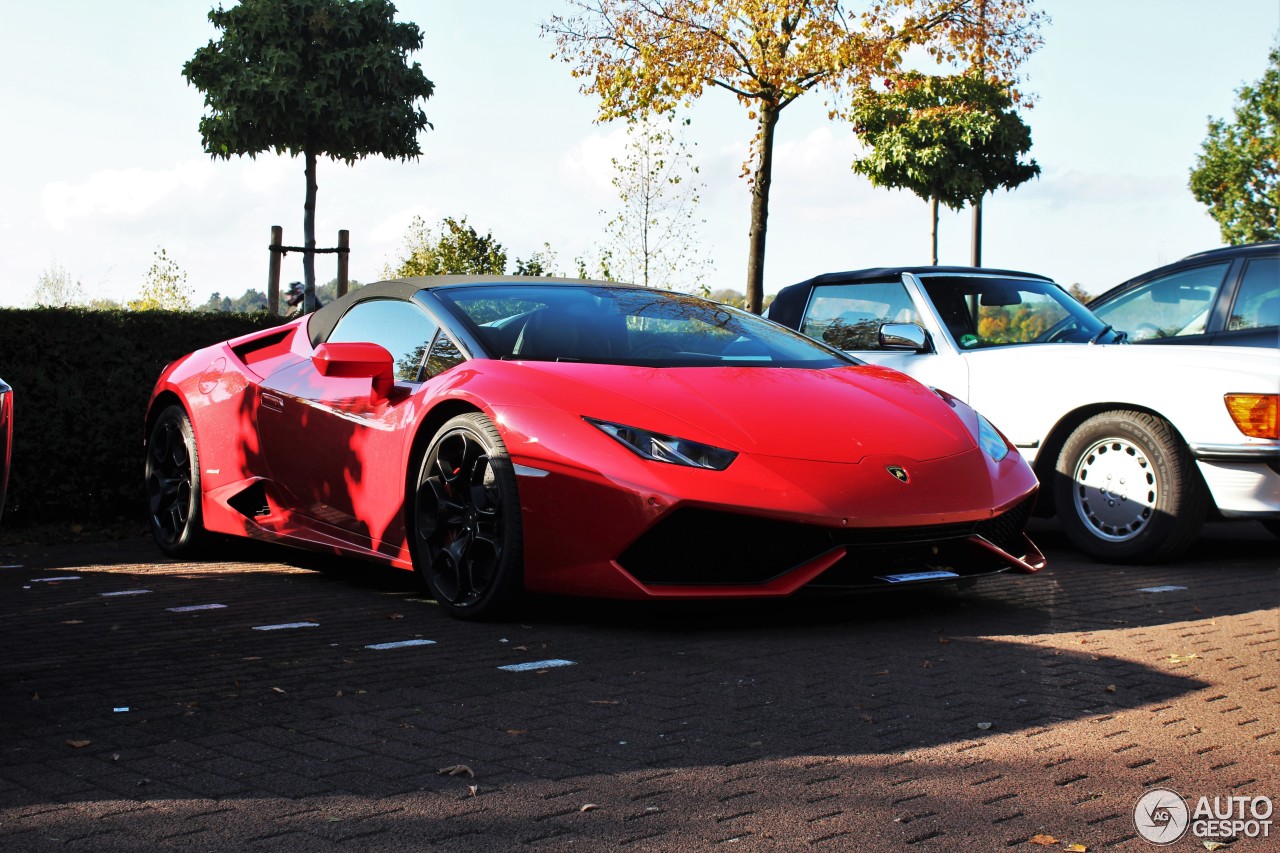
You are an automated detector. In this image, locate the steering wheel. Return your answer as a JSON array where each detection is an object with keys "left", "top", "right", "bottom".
[{"left": 1034, "top": 319, "right": 1078, "bottom": 344}]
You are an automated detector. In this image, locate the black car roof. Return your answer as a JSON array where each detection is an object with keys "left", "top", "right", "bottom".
[
  {"left": 769, "top": 266, "right": 1054, "bottom": 329},
  {"left": 1089, "top": 241, "right": 1280, "bottom": 308},
  {"left": 306, "top": 275, "right": 639, "bottom": 347},
  {"left": 1177, "top": 240, "right": 1280, "bottom": 264}
]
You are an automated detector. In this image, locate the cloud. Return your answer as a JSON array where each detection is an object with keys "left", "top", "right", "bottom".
[
  {"left": 558, "top": 126, "right": 629, "bottom": 196},
  {"left": 42, "top": 159, "right": 218, "bottom": 229}
]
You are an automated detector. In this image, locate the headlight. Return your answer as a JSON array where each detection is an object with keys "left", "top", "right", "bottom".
[
  {"left": 977, "top": 413, "right": 1010, "bottom": 463},
  {"left": 585, "top": 417, "right": 738, "bottom": 470},
  {"left": 930, "top": 387, "right": 1011, "bottom": 463}
]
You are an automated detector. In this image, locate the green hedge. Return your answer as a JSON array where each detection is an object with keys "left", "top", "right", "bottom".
[{"left": 0, "top": 308, "right": 284, "bottom": 528}]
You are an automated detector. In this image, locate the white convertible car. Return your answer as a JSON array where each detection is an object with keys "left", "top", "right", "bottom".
[{"left": 769, "top": 267, "right": 1280, "bottom": 563}]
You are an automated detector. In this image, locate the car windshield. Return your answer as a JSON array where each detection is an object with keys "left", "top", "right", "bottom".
[
  {"left": 434, "top": 284, "right": 855, "bottom": 368},
  {"left": 914, "top": 274, "right": 1124, "bottom": 348}
]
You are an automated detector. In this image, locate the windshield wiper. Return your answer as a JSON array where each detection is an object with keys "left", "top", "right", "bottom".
[{"left": 1090, "top": 324, "right": 1116, "bottom": 344}]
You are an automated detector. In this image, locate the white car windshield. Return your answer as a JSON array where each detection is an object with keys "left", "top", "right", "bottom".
[{"left": 915, "top": 274, "right": 1124, "bottom": 348}]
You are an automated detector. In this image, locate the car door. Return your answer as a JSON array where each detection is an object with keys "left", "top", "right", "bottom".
[
  {"left": 256, "top": 298, "right": 439, "bottom": 546},
  {"left": 796, "top": 278, "right": 969, "bottom": 399}
]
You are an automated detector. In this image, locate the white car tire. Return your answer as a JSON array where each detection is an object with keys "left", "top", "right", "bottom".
[{"left": 1054, "top": 410, "right": 1209, "bottom": 563}]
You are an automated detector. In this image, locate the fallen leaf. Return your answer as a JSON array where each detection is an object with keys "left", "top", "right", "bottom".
[
  {"left": 1028, "top": 834, "right": 1057, "bottom": 846},
  {"left": 1202, "top": 843, "right": 1228, "bottom": 851},
  {"left": 506, "top": 729, "right": 526, "bottom": 736},
  {"left": 1065, "top": 844, "right": 1088, "bottom": 852},
  {"left": 514, "top": 645, "right": 529, "bottom": 651},
  {"left": 67, "top": 740, "right": 91, "bottom": 749},
  {"left": 468, "top": 784, "right": 478, "bottom": 796},
  {"left": 938, "top": 636, "right": 951, "bottom": 644},
  {"left": 580, "top": 803, "right": 599, "bottom": 812},
  {"left": 1105, "top": 685, "right": 1117, "bottom": 693},
  {"left": 1167, "top": 653, "right": 1198, "bottom": 664},
  {"left": 922, "top": 660, "right": 932, "bottom": 668},
  {"left": 977, "top": 722, "right": 994, "bottom": 730},
  {"left": 438, "top": 764, "right": 475, "bottom": 778},
  {"left": 271, "top": 687, "right": 286, "bottom": 694},
  {"left": 387, "top": 613, "right": 404, "bottom": 620}
]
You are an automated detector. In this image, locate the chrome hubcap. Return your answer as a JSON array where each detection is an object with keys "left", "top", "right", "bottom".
[{"left": 1072, "top": 437, "right": 1157, "bottom": 541}]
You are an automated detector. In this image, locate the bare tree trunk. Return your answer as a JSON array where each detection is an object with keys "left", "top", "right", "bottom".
[
  {"left": 971, "top": 198, "right": 983, "bottom": 266},
  {"left": 745, "top": 102, "right": 780, "bottom": 314},
  {"left": 930, "top": 195, "right": 939, "bottom": 265},
  {"left": 303, "top": 150, "right": 318, "bottom": 312}
]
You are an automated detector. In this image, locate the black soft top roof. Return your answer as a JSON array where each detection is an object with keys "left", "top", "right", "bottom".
[
  {"left": 768, "top": 266, "right": 1053, "bottom": 330},
  {"left": 306, "top": 275, "right": 613, "bottom": 348}
]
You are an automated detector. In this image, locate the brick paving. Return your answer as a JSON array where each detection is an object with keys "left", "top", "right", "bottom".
[{"left": 0, "top": 522, "right": 1275, "bottom": 851}]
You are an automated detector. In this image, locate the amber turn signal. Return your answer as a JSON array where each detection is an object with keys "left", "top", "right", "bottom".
[{"left": 1225, "top": 394, "right": 1279, "bottom": 439}]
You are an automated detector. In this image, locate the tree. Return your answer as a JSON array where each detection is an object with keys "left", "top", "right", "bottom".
[
  {"left": 183, "top": 0, "right": 435, "bottom": 311},
  {"left": 1189, "top": 46, "right": 1280, "bottom": 245},
  {"left": 130, "top": 248, "right": 193, "bottom": 311},
  {"left": 385, "top": 216, "right": 508, "bottom": 277},
  {"left": 385, "top": 216, "right": 563, "bottom": 278},
  {"left": 31, "top": 263, "right": 87, "bottom": 307},
  {"left": 850, "top": 71, "right": 1039, "bottom": 264},
  {"left": 603, "top": 114, "right": 711, "bottom": 291},
  {"left": 545, "top": 0, "right": 1043, "bottom": 312},
  {"left": 513, "top": 244, "right": 562, "bottom": 277}
]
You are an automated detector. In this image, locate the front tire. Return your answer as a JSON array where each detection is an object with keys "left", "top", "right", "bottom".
[
  {"left": 145, "top": 404, "right": 207, "bottom": 556},
  {"left": 412, "top": 413, "right": 524, "bottom": 620},
  {"left": 1053, "top": 410, "right": 1208, "bottom": 563}
]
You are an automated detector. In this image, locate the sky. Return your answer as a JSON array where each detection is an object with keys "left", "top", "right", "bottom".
[{"left": 1, "top": 1, "right": 1278, "bottom": 310}]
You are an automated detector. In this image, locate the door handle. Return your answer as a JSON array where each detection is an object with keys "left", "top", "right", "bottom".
[{"left": 261, "top": 392, "right": 284, "bottom": 412}]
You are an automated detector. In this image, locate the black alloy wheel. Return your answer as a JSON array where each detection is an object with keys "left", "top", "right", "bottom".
[
  {"left": 413, "top": 413, "right": 524, "bottom": 620},
  {"left": 145, "top": 404, "right": 206, "bottom": 556}
]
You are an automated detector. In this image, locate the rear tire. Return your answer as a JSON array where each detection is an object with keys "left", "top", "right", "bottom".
[
  {"left": 145, "top": 405, "right": 207, "bottom": 556},
  {"left": 1054, "top": 411, "right": 1207, "bottom": 563},
  {"left": 412, "top": 413, "right": 524, "bottom": 620}
]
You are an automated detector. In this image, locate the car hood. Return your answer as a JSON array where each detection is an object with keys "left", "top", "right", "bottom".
[{"left": 487, "top": 362, "right": 979, "bottom": 464}]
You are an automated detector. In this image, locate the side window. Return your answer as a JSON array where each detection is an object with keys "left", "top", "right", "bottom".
[
  {"left": 800, "top": 282, "right": 920, "bottom": 350},
  {"left": 327, "top": 299, "right": 439, "bottom": 382},
  {"left": 1227, "top": 257, "right": 1280, "bottom": 330},
  {"left": 423, "top": 331, "right": 466, "bottom": 378},
  {"left": 1093, "top": 263, "right": 1227, "bottom": 340}
]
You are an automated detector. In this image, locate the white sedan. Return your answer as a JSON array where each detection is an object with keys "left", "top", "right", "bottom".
[{"left": 768, "top": 266, "right": 1280, "bottom": 563}]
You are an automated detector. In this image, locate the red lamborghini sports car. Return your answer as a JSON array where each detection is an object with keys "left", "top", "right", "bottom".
[{"left": 145, "top": 277, "right": 1044, "bottom": 619}]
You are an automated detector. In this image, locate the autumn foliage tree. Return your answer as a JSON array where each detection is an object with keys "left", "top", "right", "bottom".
[
  {"left": 183, "top": 0, "right": 435, "bottom": 311},
  {"left": 850, "top": 71, "right": 1039, "bottom": 264},
  {"left": 545, "top": 0, "right": 1044, "bottom": 313},
  {"left": 1189, "top": 46, "right": 1279, "bottom": 245}
]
